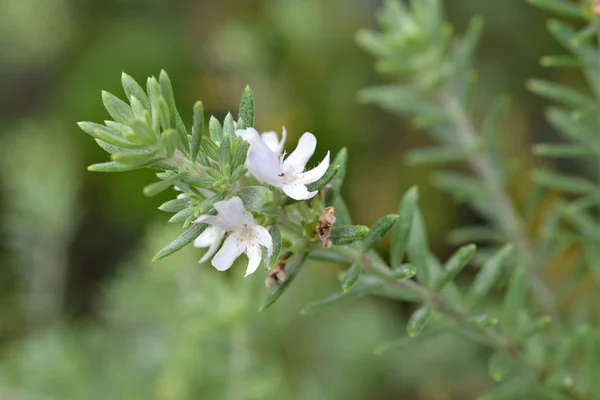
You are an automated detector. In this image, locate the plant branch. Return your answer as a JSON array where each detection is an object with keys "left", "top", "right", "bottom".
[
  {"left": 337, "top": 246, "right": 589, "bottom": 400},
  {"left": 438, "top": 91, "right": 559, "bottom": 318}
]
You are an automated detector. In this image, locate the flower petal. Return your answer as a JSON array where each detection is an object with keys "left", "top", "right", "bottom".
[
  {"left": 246, "top": 137, "right": 282, "bottom": 186},
  {"left": 213, "top": 196, "right": 255, "bottom": 227},
  {"left": 194, "top": 214, "right": 228, "bottom": 228},
  {"left": 211, "top": 233, "right": 246, "bottom": 271},
  {"left": 296, "top": 151, "right": 330, "bottom": 185},
  {"left": 283, "top": 132, "right": 316, "bottom": 175},
  {"left": 261, "top": 132, "right": 281, "bottom": 154},
  {"left": 199, "top": 234, "right": 224, "bottom": 263},
  {"left": 244, "top": 244, "right": 262, "bottom": 277},
  {"left": 253, "top": 225, "right": 273, "bottom": 257},
  {"left": 281, "top": 182, "right": 318, "bottom": 200},
  {"left": 194, "top": 226, "right": 224, "bottom": 248},
  {"left": 235, "top": 127, "right": 261, "bottom": 144}
]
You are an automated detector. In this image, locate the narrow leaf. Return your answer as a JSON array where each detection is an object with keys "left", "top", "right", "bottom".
[
  {"left": 121, "top": 72, "right": 150, "bottom": 109},
  {"left": 238, "top": 85, "right": 255, "bottom": 129},
  {"left": 489, "top": 350, "right": 512, "bottom": 382},
  {"left": 306, "top": 164, "right": 340, "bottom": 192},
  {"left": 435, "top": 244, "right": 476, "bottom": 291},
  {"left": 468, "top": 244, "right": 513, "bottom": 303},
  {"left": 501, "top": 266, "right": 527, "bottom": 338},
  {"left": 143, "top": 172, "right": 186, "bottom": 197},
  {"left": 191, "top": 101, "right": 204, "bottom": 161},
  {"left": 407, "top": 305, "right": 432, "bottom": 337},
  {"left": 87, "top": 161, "right": 139, "bottom": 172},
  {"left": 527, "top": 0, "right": 585, "bottom": 20},
  {"left": 102, "top": 91, "right": 134, "bottom": 124},
  {"left": 152, "top": 223, "right": 207, "bottom": 261},
  {"left": 268, "top": 226, "right": 282, "bottom": 269},
  {"left": 341, "top": 263, "right": 362, "bottom": 292},
  {"left": 391, "top": 186, "right": 419, "bottom": 267},
  {"left": 330, "top": 225, "right": 370, "bottom": 245},
  {"left": 361, "top": 214, "right": 399, "bottom": 251}
]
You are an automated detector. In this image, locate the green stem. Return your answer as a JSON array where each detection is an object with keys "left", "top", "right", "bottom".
[
  {"left": 333, "top": 245, "right": 588, "bottom": 400},
  {"left": 439, "top": 91, "right": 558, "bottom": 318}
]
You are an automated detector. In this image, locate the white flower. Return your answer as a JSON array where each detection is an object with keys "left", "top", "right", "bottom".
[
  {"left": 236, "top": 128, "right": 330, "bottom": 200},
  {"left": 193, "top": 226, "right": 226, "bottom": 263},
  {"left": 195, "top": 196, "right": 273, "bottom": 276}
]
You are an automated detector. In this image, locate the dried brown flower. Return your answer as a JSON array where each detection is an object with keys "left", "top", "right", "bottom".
[{"left": 317, "top": 206, "right": 336, "bottom": 249}]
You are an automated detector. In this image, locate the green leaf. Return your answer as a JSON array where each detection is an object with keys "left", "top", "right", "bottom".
[
  {"left": 527, "top": 79, "right": 595, "bottom": 109},
  {"left": 157, "top": 96, "right": 171, "bottom": 130},
  {"left": 152, "top": 222, "right": 207, "bottom": 261},
  {"left": 456, "top": 15, "right": 484, "bottom": 68},
  {"left": 102, "top": 91, "right": 134, "bottom": 124},
  {"left": 158, "top": 70, "right": 188, "bottom": 152},
  {"left": 78, "top": 122, "right": 140, "bottom": 149},
  {"left": 407, "top": 210, "right": 431, "bottom": 286},
  {"left": 501, "top": 266, "right": 527, "bottom": 338},
  {"left": 526, "top": 0, "right": 585, "bottom": 20},
  {"left": 161, "top": 129, "right": 180, "bottom": 158},
  {"left": 158, "top": 197, "right": 190, "bottom": 213},
  {"left": 219, "top": 136, "right": 232, "bottom": 170},
  {"left": 533, "top": 143, "right": 597, "bottom": 158},
  {"left": 361, "top": 214, "right": 399, "bottom": 251},
  {"left": 268, "top": 226, "right": 282, "bottom": 269},
  {"left": 482, "top": 96, "right": 509, "bottom": 167},
  {"left": 532, "top": 169, "right": 600, "bottom": 197},
  {"left": 392, "top": 263, "right": 417, "bottom": 279},
  {"left": 238, "top": 186, "right": 272, "bottom": 212},
  {"left": 112, "top": 151, "right": 158, "bottom": 165},
  {"left": 306, "top": 164, "right": 340, "bottom": 192},
  {"left": 130, "top": 119, "right": 157, "bottom": 144},
  {"left": 223, "top": 113, "right": 235, "bottom": 138},
  {"left": 326, "top": 148, "right": 348, "bottom": 205},
  {"left": 143, "top": 173, "right": 186, "bottom": 197},
  {"left": 341, "top": 263, "right": 362, "bottom": 292},
  {"left": 201, "top": 137, "right": 220, "bottom": 161},
  {"left": 168, "top": 207, "right": 195, "bottom": 224},
  {"left": 231, "top": 137, "right": 249, "bottom": 170},
  {"left": 540, "top": 55, "right": 581, "bottom": 68},
  {"left": 546, "top": 107, "right": 600, "bottom": 148},
  {"left": 209, "top": 116, "right": 223, "bottom": 143},
  {"left": 230, "top": 165, "right": 248, "bottom": 182},
  {"left": 87, "top": 161, "right": 140, "bottom": 172},
  {"left": 407, "top": 305, "right": 432, "bottom": 337},
  {"left": 391, "top": 186, "right": 419, "bottom": 268},
  {"left": 330, "top": 225, "right": 370, "bottom": 245},
  {"left": 238, "top": 85, "right": 255, "bottom": 129},
  {"left": 435, "top": 244, "right": 476, "bottom": 291},
  {"left": 121, "top": 72, "right": 150, "bottom": 110},
  {"left": 260, "top": 253, "right": 308, "bottom": 311},
  {"left": 332, "top": 197, "right": 352, "bottom": 225},
  {"left": 468, "top": 244, "right": 513, "bottom": 304},
  {"left": 191, "top": 101, "right": 204, "bottom": 162},
  {"left": 489, "top": 350, "right": 511, "bottom": 382}
]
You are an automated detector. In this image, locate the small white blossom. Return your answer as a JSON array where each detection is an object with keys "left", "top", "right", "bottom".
[
  {"left": 195, "top": 196, "right": 273, "bottom": 276},
  {"left": 193, "top": 226, "right": 226, "bottom": 263},
  {"left": 236, "top": 128, "right": 330, "bottom": 200}
]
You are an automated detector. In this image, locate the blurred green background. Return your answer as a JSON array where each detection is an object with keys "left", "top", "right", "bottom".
[{"left": 0, "top": 0, "right": 572, "bottom": 399}]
